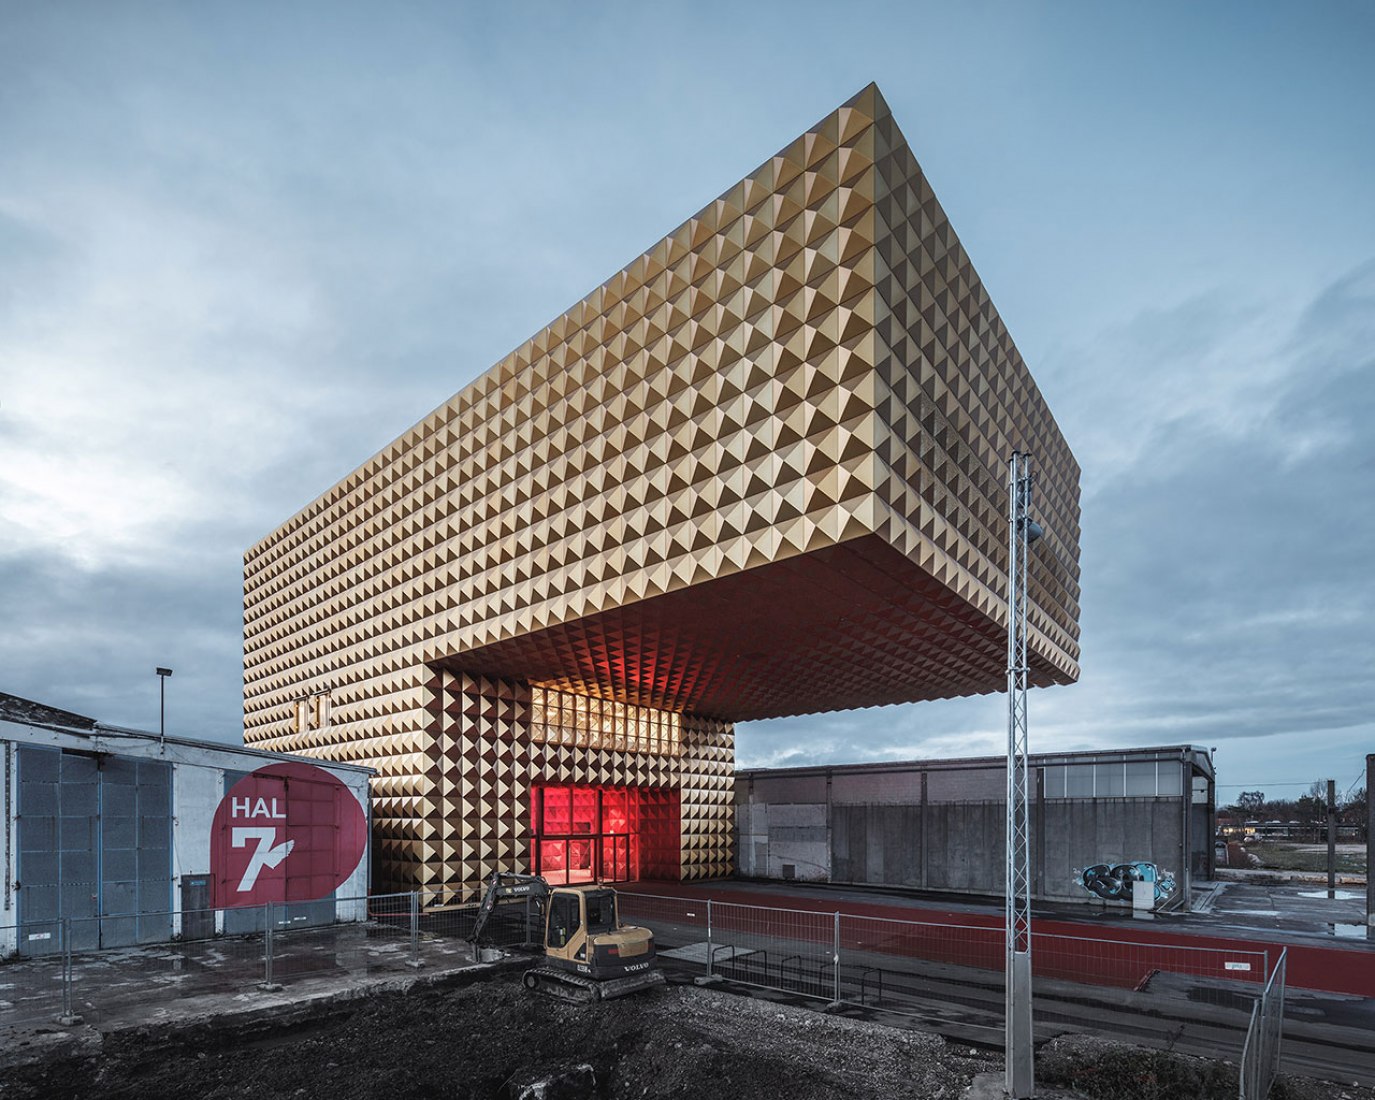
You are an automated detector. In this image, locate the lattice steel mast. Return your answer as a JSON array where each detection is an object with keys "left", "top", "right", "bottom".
[{"left": 1005, "top": 451, "right": 1039, "bottom": 1099}]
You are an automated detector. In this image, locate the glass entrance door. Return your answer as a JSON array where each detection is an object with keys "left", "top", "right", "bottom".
[
  {"left": 533, "top": 786, "right": 637, "bottom": 885},
  {"left": 600, "top": 834, "right": 630, "bottom": 882}
]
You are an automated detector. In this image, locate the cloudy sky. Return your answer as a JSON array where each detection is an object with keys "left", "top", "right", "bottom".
[{"left": 2, "top": 2, "right": 1372, "bottom": 805}]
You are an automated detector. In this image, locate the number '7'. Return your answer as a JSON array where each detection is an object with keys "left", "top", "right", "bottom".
[{"left": 232, "top": 827, "right": 296, "bottom": 891}]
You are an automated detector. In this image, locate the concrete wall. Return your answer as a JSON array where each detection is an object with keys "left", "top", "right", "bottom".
[
  {"left": 736, "top": 754, "right": 1208, "bottom": 908},
  {"left": 1039, "top": 799, "right": 1183, "bottom": 901},
  {"left": 736, "top": 802, "right": 829, "bottom": 881},
  {"left": 833, "top": 804, "right": 923, "bottom": 887},
  {"left": 830, "top": 797, "right": 1183, "bottom": 903}
]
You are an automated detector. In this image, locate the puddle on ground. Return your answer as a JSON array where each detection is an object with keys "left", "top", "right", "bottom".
[
  {"left": 1297, "top": 890, "right": 1361, "bottom": 901},
  {"left": 1330, "top": 923, "right": 1367, "bottom": 938}
]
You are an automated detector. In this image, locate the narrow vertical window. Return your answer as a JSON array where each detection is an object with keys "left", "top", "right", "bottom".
[{"left": 312, "top": 692, "right": 331, "bottom": 732}]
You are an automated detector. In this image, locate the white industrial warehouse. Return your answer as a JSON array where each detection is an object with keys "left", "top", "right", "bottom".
[{"left": 0, "top": 693, "right": 371, "bottom": 957}]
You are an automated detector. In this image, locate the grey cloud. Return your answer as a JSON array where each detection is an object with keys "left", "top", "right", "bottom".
[
  {"left": 0, "top": 211, "right": 65, "bottom": 311},
  {"left": 738, "top": 262, "right": 1375, "bottom": 782},
  {"left": 3, "top": 5, "right": 1372, "bottom": 799},
  {"left": 0, "top": 549, "right": 241, "bottom": 739}
]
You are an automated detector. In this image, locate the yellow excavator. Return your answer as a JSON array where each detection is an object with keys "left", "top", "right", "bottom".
[{"left": 470, "top": 871, "right": 666, "bottom": 1003}]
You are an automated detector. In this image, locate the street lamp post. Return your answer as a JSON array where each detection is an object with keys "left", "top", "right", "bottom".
[
  {"left": 1005, "top": 453, "right": 1041, "bottom": 1099},
  {"left": 156, "top": 667, "right": 173, "bottom": 751}
]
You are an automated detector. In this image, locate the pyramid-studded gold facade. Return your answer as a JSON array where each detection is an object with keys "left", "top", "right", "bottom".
[{"left": 243, "top": 84, "right": 1081, "bottom": 897}]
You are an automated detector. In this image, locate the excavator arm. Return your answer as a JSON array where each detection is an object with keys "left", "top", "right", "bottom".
[{"left": 470, "top": 871, "right": 549, "bottom": 946}]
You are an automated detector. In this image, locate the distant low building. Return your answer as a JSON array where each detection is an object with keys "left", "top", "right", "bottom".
[
  {"left": 1, "top": 692, "right": 371, "bottom": 957},
  {"left": 736, "top": 745, "right": 1215, "bottom": 909},
  {"left": 1216, "top": 815, "right": 1257, "bottom": 839}
]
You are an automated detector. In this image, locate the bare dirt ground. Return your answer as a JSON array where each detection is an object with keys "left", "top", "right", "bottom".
[
  {"left": 0, "top": 976, "right": 1367, "bottom": 1100},
  {"left": 1037, "top": 1034, "right": 1375, "bottom": 1100},
  {"left": 1246, "top": 842, "right": 1367, "bottom": 876},
  {"left": 0, "top": 977, "right": 990, "bottom": 1100}
]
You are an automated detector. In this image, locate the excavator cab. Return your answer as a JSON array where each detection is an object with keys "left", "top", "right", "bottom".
[{"left": 543, "top": 885, "right": 657, "bottom": 982}]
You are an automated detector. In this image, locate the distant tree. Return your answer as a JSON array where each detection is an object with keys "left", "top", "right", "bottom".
[
  {"left": 1267, "top": 797, "right": 1300, "bottom": 820},
  {"left": 1295, "top": 792, "right": 1325, "bottom": 824},
  {"left": 1342, "top": 786, "right": 1368, "bottom": 837},
  {"left": 1237, "top": 790, "right": 1265, "bottom": 813}
]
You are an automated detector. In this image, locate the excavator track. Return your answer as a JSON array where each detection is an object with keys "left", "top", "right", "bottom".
[
  {"left": 522, "top": 967, "right": 602, "bottom": 1004},
  {"left": 522, "top": 966, "right": 666, "bottom": 1003}
]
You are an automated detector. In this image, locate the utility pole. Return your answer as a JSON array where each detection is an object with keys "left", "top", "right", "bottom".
[
  {"left": 156, "top": 667, "right": 173, "bottom": 752},
  {"left": 1366, "top": 755, "right": 1373, "bottom": 939},
  {"left": 1327, "top": 779, "right": 1337, "bottom": 897},
  {"left": 1005, "top": 452, "right": 1041, "bottom": 1100}
]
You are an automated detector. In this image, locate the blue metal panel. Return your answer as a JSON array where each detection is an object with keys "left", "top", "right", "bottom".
[
  {"left": 136, "top": 759, "right": 173, "bottom": 943},
  {"left": 100, "top": 755, "right": 171, "bottom": 947},
  {"left": 15, "top": 745, "right": 173, "bottom": 954},
  {"left": 17, "top": 746, "right": 76, "bottom": 956}
]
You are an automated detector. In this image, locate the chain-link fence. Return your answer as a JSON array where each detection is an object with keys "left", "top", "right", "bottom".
[
  {"left": 617, "top": 892, "right": 1281, "bottom": 1057},
  {"left": 0, "top": 891, "right": 514, "bottom": 1032},
  {"left": 1240, "top": 947, "right": 1287, "bottom": 1100}
]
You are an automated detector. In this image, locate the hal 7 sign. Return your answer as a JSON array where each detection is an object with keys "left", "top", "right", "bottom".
[{"left": 210, "top": 762, "right": 367, "bottom": 908}]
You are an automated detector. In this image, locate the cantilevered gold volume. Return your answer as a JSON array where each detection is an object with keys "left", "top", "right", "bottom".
[{"left": 243, "top": 83, "right": 1080, "bottom": 899}]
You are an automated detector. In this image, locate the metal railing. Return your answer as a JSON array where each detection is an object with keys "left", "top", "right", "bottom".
[
  {"left": 1240, "top": 947, "right": 1287, "bottom": 1100},
  {"left": 0, "top": 890, "right": 524, "bottom": 1033},
  {"left": 617, "top": 892, "right": 1276, "bottom": 1056}
]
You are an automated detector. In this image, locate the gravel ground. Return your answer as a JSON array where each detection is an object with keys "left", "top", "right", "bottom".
[
  {"left": 1, "top": 978, "right": 1365, "bottom": 1100},
  {"left": 1038, "top": 1034, "right": 1375, "bottom": 1100},
  {"left": 0, "top": 979, "right": 993, "bottom": 1100}
]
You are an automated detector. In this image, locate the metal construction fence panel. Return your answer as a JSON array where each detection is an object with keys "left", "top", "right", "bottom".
[
  {"left": 1033, "top": 930, "right": 1269, "bottom": 991},
  {"left": 3, "top": 887, "right": 1288, "bottom": 1076},
  {"left": 617, "top": 892, "right": 1278, "bottom": 1057},
  {"left": 0, "top": 918, "right": 69, "bottom": 1027},
  {"left": 843, "top": 913, "right": 1005, "bottom": 978},
  {"left": 0, "top": 891, "right": 484, "bottom": 1032},
  {"left": 1240, "top": 948, "right": 1287, "bottom": 1100},
  {"left": 3, "top": 916, "right": 64, "bottom": 958},
  {"left": 617, "top": 893, "right": 1004, "bottom": 1039},
  {"left": 413, "top": 890, "right": 540, "bottom": 948},
  {"left": 709, "top": 901, "right": 837, "bottom": 997}
]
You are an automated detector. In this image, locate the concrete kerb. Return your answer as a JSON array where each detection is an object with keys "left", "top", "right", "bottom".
[
  {"left": 1190, "top": 881, "right": 1227, "bottom": 914},
  {"left": 960, "top": 1071, "right": 1084, "bottom": 1099},
  {"left": 1216, "top": 869, "right": 1368, "bottom": 887},
  {"left": 0, "top": 954, "right": 533, "bottom": 1074}
]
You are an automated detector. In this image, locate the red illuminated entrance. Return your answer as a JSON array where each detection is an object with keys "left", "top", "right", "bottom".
[{"left": 532, "top": 785, "right": 679, "bottom": 885}]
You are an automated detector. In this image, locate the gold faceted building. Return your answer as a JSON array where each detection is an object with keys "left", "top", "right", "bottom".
[{"left": 243, "top": 84, "right": 1081, "bottom": 899}]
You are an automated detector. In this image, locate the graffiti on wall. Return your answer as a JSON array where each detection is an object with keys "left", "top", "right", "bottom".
[{"left": 1076, "top": 861, "right": 1176, "bottom": 903}]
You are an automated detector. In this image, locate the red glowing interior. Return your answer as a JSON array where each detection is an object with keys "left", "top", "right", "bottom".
[{"left": 532, "top": 784, "right": 680, "bottom": 885}]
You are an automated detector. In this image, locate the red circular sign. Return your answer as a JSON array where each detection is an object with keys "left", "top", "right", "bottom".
[{"left": 210, "top": 762, "right": 367, "bottom": 908}]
